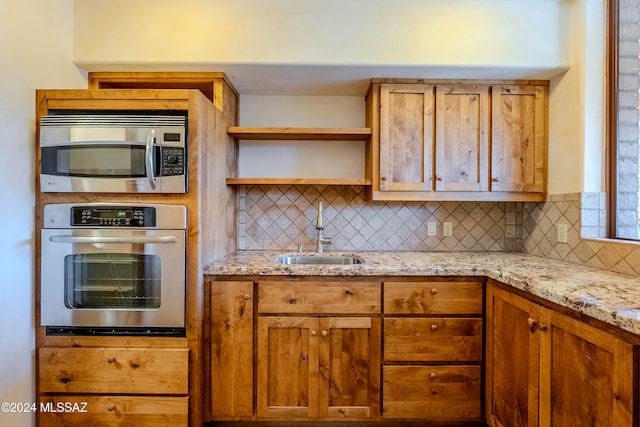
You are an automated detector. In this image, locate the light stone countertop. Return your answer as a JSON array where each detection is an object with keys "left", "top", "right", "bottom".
[{"left": 204, "top": 250, "right": 640, "bottom": 337}]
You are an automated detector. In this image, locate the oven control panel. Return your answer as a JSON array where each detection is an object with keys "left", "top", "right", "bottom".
[{"left": 72, "top": 206, "right": 156, "bottom": 227}]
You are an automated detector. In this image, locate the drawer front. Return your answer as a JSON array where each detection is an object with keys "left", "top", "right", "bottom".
[
  {"left": 384, "top": 281, "right": 483, "bottom": 314},
  {"left": 38, "top": 395, "right": 188, "bottom": 427},
  {"left": 38, "top": 347, "right": 189, "bottom": 394},
  {"left": 258, "top": 281, "right": 381, "bottom": 314},
  {"left": 384, "top": 317, "right": 482, "bottom": 361},
  {"left": 383, "top": 365, "right": 481, "bottom": 419}
]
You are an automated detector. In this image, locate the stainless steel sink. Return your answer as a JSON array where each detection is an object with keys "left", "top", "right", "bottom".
[{"left": 275, "top": 254, "right": 364, "bottom": 265}]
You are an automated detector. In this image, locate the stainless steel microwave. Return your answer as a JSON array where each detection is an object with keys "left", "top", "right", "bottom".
[{"left": 39, "top": 114, "right": 187, "bottom": 193}]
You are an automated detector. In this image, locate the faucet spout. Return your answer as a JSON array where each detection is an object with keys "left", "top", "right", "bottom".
[{"left": 315, "top": 200, "right": 331, "bottom": 252}]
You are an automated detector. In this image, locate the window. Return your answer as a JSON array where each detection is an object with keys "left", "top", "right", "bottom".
[{"left": 608, "top": 0, "right": 640, "bottom": 240}]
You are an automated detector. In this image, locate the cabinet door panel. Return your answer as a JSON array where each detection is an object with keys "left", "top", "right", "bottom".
[
  {"left": 435, "top": 85, "right": 489, "bottom": 192},
  {"left": 383, "top": 365, "right": 481, "bottom": 419},
  {"left": 491, "top": 85, "right": 546, "bottom": 193},
  {"left": 384, "top": 317, "right": 482, "bottom": 362},
  {"left": 320, "top": 317, "right": 380, "bottom": 419},
  {"left": 539, "top": 308, "right": 635, "bottom": 427},
  {"left": 208, "top": 281, "right": 253, "bottom": 418},
  {"left": 485, "top": 285, "right": 539, "bottom": 427},
  {"left": 257, "top": 317, "right": 319, "bottom": 418},
  {"left": 379, "top": 84, "right": 434, "bottom": 192}
]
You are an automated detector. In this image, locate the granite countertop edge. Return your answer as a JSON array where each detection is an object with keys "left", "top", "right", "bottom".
[{"left": 204, "top": 250, "right": 640, "bottom": 337}]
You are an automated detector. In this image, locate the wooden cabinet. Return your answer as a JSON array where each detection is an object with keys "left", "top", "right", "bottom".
[
  {"left": 491, "top": 85, "right": 546, "bottom": 193},
  {"left": 486, "top": 284, "right": 637, "bottom": 427},
  {"left": 256, "top": 281, "right": 381, "bottom": 421},
  {"left": 367, "top": 79, "right": 547, "bottom": 201},
  {"left": 38, "top": 347, "right": 189, "bottom": 426},
  {"left": 382, "top": 280, "right": 484, "bottom": 421},
  {"left": 206, "top": 280, "right": 253, "bottom": 419}
]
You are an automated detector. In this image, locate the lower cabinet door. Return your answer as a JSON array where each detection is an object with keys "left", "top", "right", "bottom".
[
  {"left": 38, "top": 395, "right": 188, "bottom": 427},
  {"left": 383, "top": 365, "right": 481, "bottom": 419}
]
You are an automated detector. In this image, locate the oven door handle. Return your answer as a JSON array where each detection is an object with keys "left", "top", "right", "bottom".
[
  {"left": 145, "top": 129, "right": 157, "bottom": 190},
  {"left": 48, "top": 235, "right": 178, "bottom": 244}
]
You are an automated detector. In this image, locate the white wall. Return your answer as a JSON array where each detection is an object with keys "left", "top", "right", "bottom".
[{"left": 0, "top": 1, "right": 86, "bottom": 426}]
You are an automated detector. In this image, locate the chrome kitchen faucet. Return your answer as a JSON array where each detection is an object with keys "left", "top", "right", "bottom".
[{"left": 315, "top": 200, "right": 332, "bottom": 253}]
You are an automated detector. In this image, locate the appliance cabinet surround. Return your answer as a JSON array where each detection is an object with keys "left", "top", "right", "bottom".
[
  {"left": 366, "top": 79, "right": 548, "bottom": 202},
  {"left": 485, "top": 282, "right": 638, "bottom": 427},
  {"left": 36, "top": 75, "right": 239, "bottom": 427}
]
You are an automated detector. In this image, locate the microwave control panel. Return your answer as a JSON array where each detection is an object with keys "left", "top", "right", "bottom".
[
  {"left": 72, "top": 206, "right": 156, "bottom": 227},
  {"left": 159, "top": 146, "right": 185, "bottom": 176}
]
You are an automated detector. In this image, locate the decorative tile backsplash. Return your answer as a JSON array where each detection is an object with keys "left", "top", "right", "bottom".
[
  {"left": 238, "top": 185, "right": 521, "bottom": 252},
  {"left": 523, "top": 192, "right": 640, "bottom": 276},
  {"left": 238, "top": 185, "right": 640, "bottom": 277}
]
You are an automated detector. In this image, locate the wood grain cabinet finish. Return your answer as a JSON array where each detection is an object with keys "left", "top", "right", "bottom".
[
  {"left": 486, "top": 284, "right": 637, "bottom": 427},
  {"left": 367, "top": 79, "right": 547, "bottom": 201},
  {"left": 38, "top": 395, "right": 189, "bottom": 427},
  {"left": 382, "top": 280, "right": 484, "bottom": 421},
  {"left": 256, "top": 281, "right": 381, "bottom": 421},
  {"left": 38, "top": 347, "right": 189, "bottom": 394},
  {"left": 207, "top": 280, "right": 253, "bottom": 419}
]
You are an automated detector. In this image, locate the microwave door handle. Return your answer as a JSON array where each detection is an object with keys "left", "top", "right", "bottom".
[
  {"left": 48, "top": 236, "right": 178, "bottom": 244},
  {"left": 145, "top": 129, "right": 157, "bottom": 190}
]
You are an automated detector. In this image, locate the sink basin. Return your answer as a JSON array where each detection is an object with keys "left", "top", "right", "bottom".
[{"left": 275, "top": 254, "right": 364, "bottom": 265}]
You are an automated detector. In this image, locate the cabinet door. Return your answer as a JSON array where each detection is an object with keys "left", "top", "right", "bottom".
[
  {"left": 539, "top": 308, "right": 635, "bottom": 426},
  {"left": 319, "top": 317, "right": 380, "bottom": 419},
  {"left": 208, "top": 280, "right": 253, "bottom": 418},
  {"left": 485, "top": 285, "right": 540, "bottom": 427},
  {"left": 257, "top": 316, "right": 320, "bottom": 419},
  {"left": 379, "top": 84, "right": 435, "bottom": 192},
  {"left": 435, "top": 85, "right": 489, "bottom": 192},
  {"left": 491, "top": 85, "right": 546, "bottom": 193}
]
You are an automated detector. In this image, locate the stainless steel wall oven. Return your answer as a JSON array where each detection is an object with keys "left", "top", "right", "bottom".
[{"left": 40, "top": 203, "right": 186, "bottom": 336}]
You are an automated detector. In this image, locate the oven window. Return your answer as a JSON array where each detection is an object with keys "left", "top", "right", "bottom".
[{"left": 64, "top": 253, "right": 161, "bottom": 309}]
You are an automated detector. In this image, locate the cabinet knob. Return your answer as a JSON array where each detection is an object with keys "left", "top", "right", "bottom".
[
  {"left": 321, "top": 330, "right": 328, "bottom": 337},
  {"left": 436, "top": 176, "right": 443, "bottom": 182},
  {"left": 430, "top": 288, "right": 438, "bottom": 295},
  {"left": 527, "top": 317, "right": 547, "bottom": 333},
  {"left": 491, "top": 177, "right": 499, "bottom": 182},
  {"left": 243, "top": 294, "right": 251, "bottom": 300},
  {"left": 431, "top": 324, "right": 438, "bottom": 331},
  {"left": 381, "top": 176, "right": 387, "bottom": 181},
  {"left": 107, "top": 405, "right": 116, "bottom": 412},
  {"left": 430, "top": 372, "right": 437, "bottom": 380},
  {"left": 311, "top": 330, "right": 317, "bottom": 337}
]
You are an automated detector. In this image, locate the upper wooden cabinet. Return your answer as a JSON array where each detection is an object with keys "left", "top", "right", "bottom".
[{"left": 366, "top": 79, "right": 548, "bottom": 201}]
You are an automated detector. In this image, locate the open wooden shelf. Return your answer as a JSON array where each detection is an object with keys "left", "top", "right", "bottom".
[
  {"left": 227, "top": 127, "right": 372, "bottom": 140},
  {"left": 226, "top": 177, "right": 371, "bottom": 186}
]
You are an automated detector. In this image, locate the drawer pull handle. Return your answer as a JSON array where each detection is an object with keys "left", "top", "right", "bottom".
[
  {"left": 431, "top": 288, "right": 438, "bottom": 294},
  {"left": 130, "top": 361, "right": 140, "bottom": 369},
  {"left": 431, "top": 324, "right": 438, "bottom": 331},
  {"left": 59, "top": 377, "right": 71, "bottom": 384},
  {"left": 107, "top": 405, "right": 116, "bottom": 412},
  {"left": 430, "top": 372, "right": 437, "bottom": 380},
  {"left": 107, "top": 358, "right": 116, "bottom": 364},
  {"left": 311, "top": 330, "right": 317, "bottom": 337},
  {"left": 243, "top": 294, "right": 251, "bottom": 300},
  {"left": 321, "top": 330, "right": 328, "bottom": 337}
]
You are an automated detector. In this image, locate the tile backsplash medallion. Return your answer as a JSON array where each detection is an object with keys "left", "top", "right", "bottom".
[
  {"left": 239, "top": 185, "right": 521, "bottom": 252},
  {"left": 238, "top": 186, "right": 640, "bottom": 276}
]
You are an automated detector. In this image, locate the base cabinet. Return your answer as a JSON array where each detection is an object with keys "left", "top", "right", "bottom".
[
  {"left": 486, "top": 283, "right": 637, "bottom": 427},
  {"left": 38, "top": 347, "right": 189, "bottom": 427}
]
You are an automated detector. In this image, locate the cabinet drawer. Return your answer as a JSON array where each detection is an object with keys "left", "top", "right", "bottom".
[
  {"left": 39, "top": 347, "right": 189, "bottom": 394},
  {"left": 384, "top": 281, "right": 482, "bottom": 314},
  {"left": 384, "top": 318, "right": 482, "bottom": 362},
  {"left": 383, "top": 365, "right": 481, "bottom": 419},
  {"left": 38, "top": 395, "right": 188, "bottom": 427},
  {"left": 258, "top": 281, "right": 381, "bottom": 314}
]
